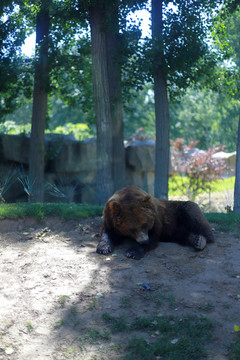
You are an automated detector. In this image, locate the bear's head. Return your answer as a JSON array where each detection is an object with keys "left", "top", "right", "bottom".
[{"left": 104, "top": 192, "right": 155, "bottom": 245}]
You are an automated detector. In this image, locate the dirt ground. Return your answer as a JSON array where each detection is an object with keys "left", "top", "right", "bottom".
[{"left": 0, "top": 216, "right": 240, "bottom": 360}]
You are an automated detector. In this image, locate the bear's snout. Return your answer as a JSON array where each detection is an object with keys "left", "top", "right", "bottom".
[{"left": 136, "top": 231, "right": 149, "bottom": 245}]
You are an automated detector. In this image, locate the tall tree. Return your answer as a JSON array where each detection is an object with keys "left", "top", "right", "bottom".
[
  {"left": 88, "top": 0, "right": 126, "bottom": 204},
  {"left": 152, "top": 0, "right": 169, "bottom": 199},
  {"left": 89, "top": 2, "right": 114, "bottom": 204},
  {"left": 146, "top": 0, "right": 221, "bottom": 198},
  {"left": 212, "top": 4, "right": 240, "bottom": 212},
  {"left": 235, "top": 113, "right": 240, "bottom": 212},
  {"left": 29, "top": 0, "right": 50, "bottom": 202},
  {"left": 106, "top": 1, "right": 125, "bottom": 192}
]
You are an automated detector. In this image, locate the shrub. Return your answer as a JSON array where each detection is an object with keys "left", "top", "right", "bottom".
[
  {"left": 128, "top": 127, "right": 155, "bottom": 142},
  {"left": 0, "top": 120, "right": 31, "bottom": 134},
  {"left": 170, "top": 138, "right": 228, "bottom": 200},
  {"left": 46, "top": 123, "right": 93, "bottom": 141},
  {"left": 0, "top": 120, "right": 93, "bottom": 141}
]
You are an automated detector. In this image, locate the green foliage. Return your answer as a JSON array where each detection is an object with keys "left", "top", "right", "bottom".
[
  {"left": 102, "top": 313, "right": 214, "bottom": 360},
  {"left": 205, "top": 212, "right": 240, "bottom": 226},
  {"left": 0, "top": 168, "right": 16, "bottom": 202},
  {"left": 58, "top": 295, "right": 70, "bottom": 308},
  {"left": 136, "top": 0, "right": 221, "bottom": 96},
  {"left": 0, "top": 2, "right": 33, "bottom": 117},
  {"left": 212, "top": 6, "right": 240, "bottom": 99},
  {"left": 102, "top": 313, "right": 128, "bottom": 333},
  {"left": 229, "top": 334, "right": 240, "bottom": 360},
  {"left": 84, "top": 328, "right": 110, "bottom": 344},
  {"left": 0, "top": 120, "right": 94, "bottom": 141},
  {"left": 170, "top": 87, "right": 239, "bottom": 151},
  {"left": 123, "top": 85, "right": 155, "bottom": 138},
  {"left": 124, "top": 83, "right": 238, "bottom": 151},
  {"left": 26, "top": 321, "right": 33, "bottom": 333},
  {"left": 0, "top": 203, "right": 103, "bottom": 220},
  {"left": 47, "top": 122, "right": 93, "bottom": 141}
]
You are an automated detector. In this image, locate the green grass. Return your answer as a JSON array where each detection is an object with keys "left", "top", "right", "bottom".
[
  {"left": 229, "top": 334, "right": 240, "bottom": 360},
  {"left": 26, "top": 322, "right": 33, "bottom": 333},
  {"left": 205, "top": 212, "right": 240, "bottom": 225},
  {"left": 204, "top": 212, "right": 240, "bottom": 232},
  {"left": 58, "top": 295, "right": 70, "bottom": 308},
  {"left": 102, "top": 313, "right": 214, "bottom": 360},
  {"left": 120, "top": 296, "right": 132, "bottom": 309},
  {"left": 169, "top": 176, "right": 235, "bottom": 197},
  {"left": 0, "top": 202, "right": 103, "bottom": 220},
  {"left": 84, "top": 328, "right": 111, "bottom": 344}
]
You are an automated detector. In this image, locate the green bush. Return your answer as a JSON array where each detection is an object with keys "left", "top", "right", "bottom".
[
  {"left": 0, "top": 120, "right": 94, "bottom": 141},
  {"left": 0, "top": 120, "right": 31, "bottom": 134},
  {"left": 46, "top": 122, "right": 93, "bottom": 141}
]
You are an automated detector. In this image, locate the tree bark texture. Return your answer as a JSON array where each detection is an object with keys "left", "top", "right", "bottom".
[
  {"left": 152, "top": 0, "right": 169, "bottom": 199},
  {"left": 105, "top": 2, "right": 125, "bottom": 191},
  {"left": 89, "top": 4, "right": 114, "bottom": 205},
  {"left": 234, "top": 112, "right": 240, "bottom": 213},
  {"left": 29, "top": 0, "right": 50, "bottom": 202}
]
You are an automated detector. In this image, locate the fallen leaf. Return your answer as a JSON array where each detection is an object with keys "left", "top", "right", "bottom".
[
  {"left": 234, "top": 324, "right": 240, "bottom": 332},
  {"left": 5, "top": 347, "right": 14, "bottom": 355}
]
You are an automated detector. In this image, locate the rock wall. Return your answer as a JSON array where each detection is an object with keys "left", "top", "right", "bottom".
[
  {"left": 0, "top": 134, "right": 155, "bottom": 204},
  {"left": 0, "top": 134, "right": 235, "bottom": 204}
]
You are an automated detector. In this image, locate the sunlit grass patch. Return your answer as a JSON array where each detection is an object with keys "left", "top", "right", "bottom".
[{"left": 169, "top": 176, "right": 235, "bottom": 197}]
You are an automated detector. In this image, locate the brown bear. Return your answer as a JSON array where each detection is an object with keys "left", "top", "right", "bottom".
[{"left": 96, "top": 186, "right": 214, "bottom": 259}]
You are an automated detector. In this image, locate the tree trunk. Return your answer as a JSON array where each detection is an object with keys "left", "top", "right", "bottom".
[
  {"left": 106, "top": 2, "right": 125, "bottom": 191},
  {"left": 29, "top": 0, "right": 50, "bottom": 202},
  {"left": 89, "top": 4, "right": 114, "bottom": 205},
  {"left": 152, "top": 0, "right": 169, "bottom": 199},
  {"left": 234, "top": 112, "right": 240, "bottom": 213}
]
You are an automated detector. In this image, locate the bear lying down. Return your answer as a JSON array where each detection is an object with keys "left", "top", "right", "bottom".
[{"left": 97, "top": 186, "right": 214, "bottom": 259}]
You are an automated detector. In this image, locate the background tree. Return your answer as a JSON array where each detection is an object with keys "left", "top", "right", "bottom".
[
  {"left": 152, "top": 0, "right": 169, "bottom": 199},
  {"left": 1, "top": 0, "right": 89, "bottom": 201},
  {"left": 88, "top": 0, "right": 127, "bottom": 204},
  {"left": 86, "top": 0, "right": 146, "bottom": 203},
  {"left": 170, "top": 87, "right": 239, "bottom": 151},
  {"left": 88, "top": 1, "right": 114, "bottom": 204},
  {"left": 29, "top": 0, "right": 50, "bottom": 202},
  {"left": 106, "top": 1, "right": 125, "bottom": 192},
  {"left": 145, "top": 0, "right": 221, "bottom": 198},
  {"left": 213, "top": 3, "right": 240, "bottom": 212}
]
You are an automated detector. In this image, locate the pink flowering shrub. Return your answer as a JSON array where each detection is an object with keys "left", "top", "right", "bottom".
[{"left": 170, "top": 138, "right": 228, "bottom": 200}]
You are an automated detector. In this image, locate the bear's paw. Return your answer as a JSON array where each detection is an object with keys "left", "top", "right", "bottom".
[
  {"left": 189, "top": 234, "right": 207, "bottom": 251},
  {"left": 126, "top": 244, "right": 145, "bottom": 260},
  {"left": 96, "top": 232, "right": 113, "bottom": 255}
]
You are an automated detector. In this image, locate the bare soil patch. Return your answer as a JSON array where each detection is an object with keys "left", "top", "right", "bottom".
[{"left": 0, "top": 216, "right": 239, "bottom": 359}]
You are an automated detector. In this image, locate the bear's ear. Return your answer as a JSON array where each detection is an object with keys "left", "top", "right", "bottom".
[
  {"left": 142, "top": 195, "right": 152, "bottom": 206},
  {"left": 109, "top": 200, "right": 121, "bottom": 217}
]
